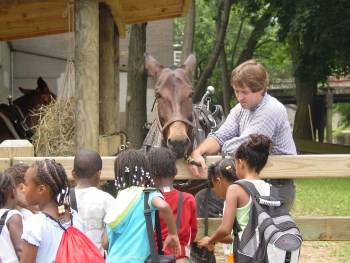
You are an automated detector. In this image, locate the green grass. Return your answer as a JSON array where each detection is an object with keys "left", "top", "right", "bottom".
[
  {"left": 291, "top": 179, "right": 350, "bottom": 216},
  {"left": 291, "top": 179, "right": 350, "bottom": 262}
]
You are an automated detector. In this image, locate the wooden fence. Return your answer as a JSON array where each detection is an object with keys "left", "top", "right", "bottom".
[{"left": 1, "top": 140, "right": 350, "bottom": 241}]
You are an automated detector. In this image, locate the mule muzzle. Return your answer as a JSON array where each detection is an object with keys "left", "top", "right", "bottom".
[{"left": 167, "top": 137, "right": 191, "bottom": 159}]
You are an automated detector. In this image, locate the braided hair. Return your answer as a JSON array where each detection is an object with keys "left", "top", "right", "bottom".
[
  {"left": 31, "top": 159, "right": 71, "bottom": 213},
  {"left": 146, "top": 147, "right": 177, "bottom": 178},
  {"left": 235, "top": 134, "right": 273, "bottom": 174},
  {"left": 0, "top": 172, "right": 16, "bottom": 208},
  {"left": 207, "top": 158, "right": 238, "bottom": 187},
  {"left": 114, "top": 149, "right": 152, "bottom": 194}
]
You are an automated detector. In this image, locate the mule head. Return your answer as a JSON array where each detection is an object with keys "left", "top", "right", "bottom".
[
  {"left": 145, "top": 52, "right": 197, "bottom": 158},
  {"left": 15, "top": 76, "right": 56, "bottom": 129}
]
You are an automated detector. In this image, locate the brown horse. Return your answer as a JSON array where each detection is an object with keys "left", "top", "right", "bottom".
[
  {"left": 143, "top": 52, "right": 197, "bottom": 159},
  {"left": 0, "top": 77, "right": 56, "bottom": 143}
]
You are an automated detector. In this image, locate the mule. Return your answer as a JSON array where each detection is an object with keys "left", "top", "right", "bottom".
[
  {"left": 0, "top": 77, "right": 56, "bottom": 143},
  {"left": 143, "top": 52, "right": 197, "bottom": 158},
  {"left": 142, "top": 53, "right": 225, "bottom": 193}
]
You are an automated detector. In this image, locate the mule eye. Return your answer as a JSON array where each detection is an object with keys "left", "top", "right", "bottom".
[
  {"left": 189, "top": 92, "right": 194, "bottom": 98},
  {"left": 154, "top": 92, "right": 161, "bottom": 99}
]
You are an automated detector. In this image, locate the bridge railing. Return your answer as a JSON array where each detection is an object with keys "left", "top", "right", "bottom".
[{"left": 1, "top": 140, "right": 350, "bottom": 241}]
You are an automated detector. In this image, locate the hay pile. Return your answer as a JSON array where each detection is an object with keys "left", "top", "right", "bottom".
[{"left": 31, "top": 98, "right": 75, "bottom": 156}]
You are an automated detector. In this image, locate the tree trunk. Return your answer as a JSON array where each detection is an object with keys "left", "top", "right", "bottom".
[
  {"left": 126, "top": 23, "right": 147, "bottom": 149},
  {"left": 289, "top": 36, "right": 317, "bottom": 141},
  {"left": 180, "top": 0, "right": 195, "bottom": 64},
  {"left": 194, "top": 0, "right": 233, "bottom": 102},
  {"left": 293, "top": 79, "right": 317, "bottom": 141}
]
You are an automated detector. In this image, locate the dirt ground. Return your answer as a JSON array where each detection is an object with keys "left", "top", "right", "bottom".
[{"left": 214, "top": 241, "right": 344, "bottom": 262}]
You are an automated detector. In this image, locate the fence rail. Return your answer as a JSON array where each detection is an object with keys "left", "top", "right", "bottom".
[{"left": 1, "top": 140, "right": 350, "bottom": 241}]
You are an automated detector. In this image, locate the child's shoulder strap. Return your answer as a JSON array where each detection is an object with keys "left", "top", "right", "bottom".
[
  {"left": 0, "top": 209, "right": 10, "bottom": 234},
  {"left": 234, "top": 180, "right": 260, "bottom": 197},
  {"left": 70, "top": 188, "right": 78, "bottom": 212},
  {"left": 143, "top": 187, "right": 159, "bottom": 193}
]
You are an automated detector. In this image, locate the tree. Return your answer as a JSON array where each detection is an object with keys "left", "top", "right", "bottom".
[
  {"left": 180, "top": 0, "right": 195, "bottom": 64},
  {"left": 126, "top": 23, "right": 148, "bottom": 148},
  {"left": 194, "top": 0, "right": 233, "bottom": 102},
  {"left": 276, "top": 0, "right": 350, "bottom": 141}
]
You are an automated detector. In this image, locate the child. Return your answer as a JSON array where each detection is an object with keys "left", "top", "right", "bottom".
[
  {"left": 146, "top": 147, "right": 197, "bottom": 263},
  {"left": 20, "top": 159, "right": 86, "bottom": 263},
  {"left": 103, "top": 149, "right": 181, "bottom": 262},
  {"left": 197, "top": 134, "right": 273, "bottom": 252},
  {"left": 5, "top": 163, "right": 38, "bottom": 222},
  {"left": 72, "top": 149, "right": 114, "bottom": 254},
  {"left": 207, "top": 158, "right": 238, "bottom": 263},
  {"left": 0, "top": 171, "right": 23, "bottom": 262}
]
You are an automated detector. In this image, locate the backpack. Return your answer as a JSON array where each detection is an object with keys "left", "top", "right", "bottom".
[
  {"left": 0, "top": 210, "right": 10, "bottom": 235},
  {"left": 43, "top": 212, "right": 105, "bottom": 263},
  {"left": 233, "top": 180, "right": 302, "bottom": 263}
]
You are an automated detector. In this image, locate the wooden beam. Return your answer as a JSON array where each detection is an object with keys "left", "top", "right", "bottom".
[
  {"left": 295, "top": 139, "right": 350, "bottom": 154},
  {"left": 0, "top": 158, "right": 11, "bottom": 171},
  {"left": 124, "top": 6, "right": 182, "bottom": 24},
  {"left": 0, "top": 0, "right": 69, "bottom": 41},
  {"left": 74, "top": 0, "right": 100, "bottom": 152},
  {"left": 11, "top": 154, "right": 350, "bottom": 181},
  {"left": 102, "top": 0, "right": 125, "bottom": 38},
  {"left": 196, "top": 216, "right": 350, "bottom": 241},
  {"left": 181, "top": 0, "right": 193, "bottom": 16}
]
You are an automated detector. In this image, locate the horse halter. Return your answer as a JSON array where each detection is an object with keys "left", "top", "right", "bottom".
[
  {"left": 151, "top": 94, "right": 194, "bottom": 134},
  {"left": 156, "top": 108, "right": 194, "bottom": 134}
]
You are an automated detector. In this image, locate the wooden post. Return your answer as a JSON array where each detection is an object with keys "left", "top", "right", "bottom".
[
  {"left": 74, "top": 0, "right": 99, "bottom": 151},
  {"left": 326, "top": 86, "right": 333, "bottom": 143},
  {"left": 99, "top": 3, "right": 118, "bottom": 135}
]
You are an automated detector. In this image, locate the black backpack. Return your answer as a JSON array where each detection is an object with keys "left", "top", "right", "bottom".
[{"left": 233, "top": 180, "right": 302, "bottom": 263}]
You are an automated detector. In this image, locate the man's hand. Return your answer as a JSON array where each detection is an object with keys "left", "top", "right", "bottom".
[{"left": 187, "top": 150, "right": 207, "bottom": 178}]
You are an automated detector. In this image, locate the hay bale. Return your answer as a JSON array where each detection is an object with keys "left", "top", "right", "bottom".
[{"left": 31, "top": 98, "right": 76, "bottom": 156}]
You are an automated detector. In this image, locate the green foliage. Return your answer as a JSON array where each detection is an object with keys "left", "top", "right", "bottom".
[
  {"left": 173, "top": 0, "right": 295, "bottom": 103},
  {"left": 276, "top": 0, "right": 350, "bottom": 82}
]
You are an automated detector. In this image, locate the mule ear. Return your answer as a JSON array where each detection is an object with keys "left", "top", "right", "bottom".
[
  {"left": 144, "top": 52, "right": 164, "bottom": 80},
  {"left": 37, "top": 77, "right": 49, "bottom": 93},
  {"left": 181, "top": 52, "right": 196, "bottom": 77},
  {"left": 18, "top": 87, "right": 32, "bottom": 94}
]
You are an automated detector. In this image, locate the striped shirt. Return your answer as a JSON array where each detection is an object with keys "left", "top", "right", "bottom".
[{"left": 209, "top": 93, "right": 296, "bottom": 156}]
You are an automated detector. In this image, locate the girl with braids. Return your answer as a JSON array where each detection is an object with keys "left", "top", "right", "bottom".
[
  {"left": 198, "top": 134, "right": 273, "bottom": 253},
  {"left": 0, "top": 172, "right": 23, "bottom": 263},
  {"left": 20, "top": 159, "right": 86, "bottom": 263},
  {"left": 103, "top": 149, "right": 180, "bottom": 263}
]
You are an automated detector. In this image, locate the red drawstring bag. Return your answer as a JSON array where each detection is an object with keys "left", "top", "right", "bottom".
[
  {"left": 43, "top": 212, "right": 105, "bottom": 263},
  {"left": 55, "top": 226, "right": 105, "bottom": 263}
]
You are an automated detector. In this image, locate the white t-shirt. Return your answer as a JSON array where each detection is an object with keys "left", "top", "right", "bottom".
[
  {"left": 0, "top": 209, "right": 22, "bottom": 263},
  {"left": 74, "top": 187, "right": 114, "bottom": 253},
  {"left": 22, "top": 210, "right": 86, "bottom": 263},
  {"left": 20, "top": 208, "right": 33, "bottom": 223}
]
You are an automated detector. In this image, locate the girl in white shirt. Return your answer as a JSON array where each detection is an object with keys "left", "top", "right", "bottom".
[
  {"left": 20, "top": 159, "right": 86, "bottom": 263},
  {"left": 0, "top": 171, "right": 23, "bottom": 263}
]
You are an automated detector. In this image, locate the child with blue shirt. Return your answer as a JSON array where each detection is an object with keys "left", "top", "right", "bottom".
[{"left": 103, "top": 149, "right": 181, "bottom": 263}]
